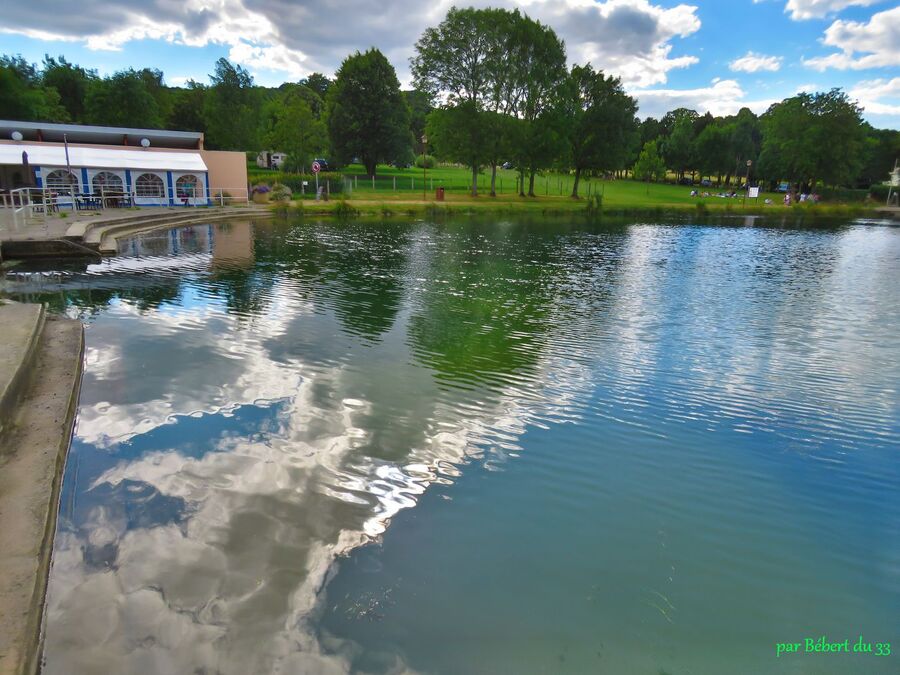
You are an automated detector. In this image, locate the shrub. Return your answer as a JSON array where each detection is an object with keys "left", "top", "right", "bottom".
[
  {"left": 332, "top": 200, "right": 359, "bottom": 218},
  {"left": 867, "top": 184, "right": 891, "bottom": 201},
  {"left": 414, "top": 154, "right": 437, "bottom": 169},
  {"left": 270, "top": 183, "right": 292, "bottom": 202}
]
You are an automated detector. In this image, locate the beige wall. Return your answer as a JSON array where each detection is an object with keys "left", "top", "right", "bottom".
[{"left": 201, "top": 150, "right": 248, "bottom": 198}]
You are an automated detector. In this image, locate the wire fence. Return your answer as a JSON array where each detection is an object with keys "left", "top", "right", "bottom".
[{"left": 331, "top": 173, "right": 602, "bottom": 198}]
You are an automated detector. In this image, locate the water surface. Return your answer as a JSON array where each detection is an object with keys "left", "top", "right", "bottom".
[{"left": 8, "top": 216, "right": 897, "bottom": 674}]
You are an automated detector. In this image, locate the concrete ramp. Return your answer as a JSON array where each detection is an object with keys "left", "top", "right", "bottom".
[{"left": 0, "top": 302, "right": 84, "bottom": 675}]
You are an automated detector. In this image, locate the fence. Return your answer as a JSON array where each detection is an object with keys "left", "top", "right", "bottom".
[
  {"left": 335, "top": 173, "right": 601, "bottom": 198},
  {"left": 1, "top": 186, "right": 251, "bottom": 219}
]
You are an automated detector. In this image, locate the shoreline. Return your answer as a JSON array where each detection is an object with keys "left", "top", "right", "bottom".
[{"left": 0, "top": 302, "right": 84, "bottom": 675}]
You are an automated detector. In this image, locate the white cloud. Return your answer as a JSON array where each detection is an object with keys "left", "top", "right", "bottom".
[
  {"left": 785, "top": 0, "right": 883, "bottom": 21},
  {"left": 729, "top": 52, "right": 783, "bottom": 73},
  {"left": 803, "top": 6, "right": 900, "bottom": 71},
  {"left": 526, "top": 0, "right": 702, "bottom": 87},
  {"left": 795, "top": 82, "right": 820, "bottom": 93},
  {"left": 849, "top": 77, "right": 900, "bottom": 115},
  {"left": 0, "top": 0, "right": 700, "bottom": 87},
  {"left": 631, "top": 79, "right": 778, "bottom": 118}
]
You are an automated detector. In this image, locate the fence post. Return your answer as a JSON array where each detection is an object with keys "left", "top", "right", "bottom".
[
  {"left": 355, "top": 176, "right": 358, "bottom": 190},
  {"left": 219, "top": 189, "right": 224, "bottom": 206},
  {"left": 393, "top": 176, "right": 396, "bottom": 192},
  {"left": 372, "top": 175, "right": 375, "bottom": 190}
]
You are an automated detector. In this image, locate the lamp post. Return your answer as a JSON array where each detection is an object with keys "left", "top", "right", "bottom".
[
  {"left": 421, "top": 134, "right": 427, "bottom": 202},
  {"left": 746, "top": 159, "right": 752, "bottom": 189}
]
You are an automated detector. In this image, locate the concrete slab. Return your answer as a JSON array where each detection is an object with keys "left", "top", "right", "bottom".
[
  {"left": 0, "top": 316, "right": 83, "bottom": 675},
  {"left": 0, "top": 302, "right": 45, "bottom": 438}
]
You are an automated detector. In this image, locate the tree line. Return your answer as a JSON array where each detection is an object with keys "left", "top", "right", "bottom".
[{"left": 1, "top": 6, "right": 897, "bottom": 194}]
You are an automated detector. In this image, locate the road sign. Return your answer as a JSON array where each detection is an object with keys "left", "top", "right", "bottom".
[{"left": 311, "top": 161, "right": 321, "bottom": 173}]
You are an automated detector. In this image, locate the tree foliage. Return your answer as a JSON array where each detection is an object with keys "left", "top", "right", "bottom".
[
  {"left": 326, "top": 49, "right": 411, "bottom": 177},
  {"left": 633, "top": 140, "right": 666, "bottom": 182},
  {"left": 563, "top": 65, "right": 638, "bottom": 197},
  {"left": 203, "top": 58, "right": 260, "bottom": 150},
  {"left": 85, "top": 69, "right": 163, "bottom": 128},
  {"left": 758, "top": 89, "right": 867, "bottom": 188},
  {"left": 262, "top": 89, "right": 327, "bottom": 172}
]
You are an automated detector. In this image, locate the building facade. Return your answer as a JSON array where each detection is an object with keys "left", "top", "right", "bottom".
[{"left": 0, "top": 121, "right": 248, "bottom": 206}]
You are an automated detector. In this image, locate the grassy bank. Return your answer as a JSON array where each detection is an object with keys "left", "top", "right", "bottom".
[
  {"left": 268, "top": 194, "right": 873, "bottom": 220},
  {"left": 252, "top": 163, "right": 877, "bottom": 219}
]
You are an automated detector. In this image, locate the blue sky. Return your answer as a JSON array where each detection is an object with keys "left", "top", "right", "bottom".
[{"left": 2, "top": 0, "right": 898, "bottom": 127}]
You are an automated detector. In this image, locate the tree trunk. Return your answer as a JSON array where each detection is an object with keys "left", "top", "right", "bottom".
[
  {"left": 518, "top": 169, "right": 525, "bottom": 197},
  {"left": 471, "top": 163, "right": 478, "bottom": 197},
  {"left": 571, "top": 167, "right": 582, "bottom": 198},
  {"left": 490, "top": 163, "right": 497, "bottom": 197},
  {"left": 365, "top": 159, "right": 376, "bottom": 179},
  {"left": 528, "top": 169, "right": 536, "bottom": 197}
]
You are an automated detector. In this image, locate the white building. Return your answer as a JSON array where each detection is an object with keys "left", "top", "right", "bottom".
[{"left": 0, "top": 120, "right": 248, "bottom": 207}]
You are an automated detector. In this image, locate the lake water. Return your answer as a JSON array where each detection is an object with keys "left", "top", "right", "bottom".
[{"left": 12, "top": 216, "right": 898, "bottom": 674}]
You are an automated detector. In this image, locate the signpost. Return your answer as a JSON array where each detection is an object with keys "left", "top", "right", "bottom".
[
  {"left": 744, "top": 159, "right": 754, "bottom": 208},
  {"left": 312, "top": 160, "right": 321, "bottom": 199}
]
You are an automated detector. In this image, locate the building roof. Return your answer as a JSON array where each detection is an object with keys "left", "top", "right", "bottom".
[
  {"left": 0, "top": 143, "right": 207, "bottom": 172},
  {"left": 0, "top": 120, "right": 203, "bottom": 149}
]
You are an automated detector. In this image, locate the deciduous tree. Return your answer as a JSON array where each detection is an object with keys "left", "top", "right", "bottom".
[{"left": 326, "top": 49, "right": 411, "bottom": 177}]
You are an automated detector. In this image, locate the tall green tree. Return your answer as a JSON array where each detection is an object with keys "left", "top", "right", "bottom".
[
  {"left": 693, "top": 122, "right": 732, "bottom": 183},
  {"left": 413, "top": 7, "right": 514, "bottom": 195},
  {"left": 507, "top": 12, "right": 568, "bottom": 196},
  {"left": 562, "top": 65, "right": 638, "bottom": 198},
  {"left": 203, "top": 58, "right": 260, "bottom": 150},
  {"left": 759, "top": 88, "right": 866, "bottom": 189},
  {"left": 326, "top": 49, "right": 410, "bottom": 177},
  {"left": 662, "top": 115, "right": 695, "bottom": 180}
]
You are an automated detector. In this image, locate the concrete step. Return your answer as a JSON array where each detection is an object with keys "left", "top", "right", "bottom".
[
  {"left": 0, "top": 301, "right": 46, "bottom": 439},
  {"left": 65, "top": 206, "right": 266, "bottom": 240},
  {"left": 91, "top": 207, "right": 271, "bottom": 252}
]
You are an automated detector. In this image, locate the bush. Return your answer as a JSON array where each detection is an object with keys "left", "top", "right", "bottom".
[
  {"left": 414, "top": 154, "right": 437, "bottom": 169},
  {"left": 817, "top": 187, "right": 869, "bottom": 202},
  {"left": 270, "top": 183, "right": 292, "bottom": 202}
]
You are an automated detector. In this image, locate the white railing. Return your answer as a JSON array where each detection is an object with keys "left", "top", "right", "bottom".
[{"left": 1, "top": 185, "right": 252, "bottom": 218}]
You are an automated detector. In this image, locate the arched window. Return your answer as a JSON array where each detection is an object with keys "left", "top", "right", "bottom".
[
  {"left": 135, "top": 173, "right": 165, "bottom": 198},
  {"left": 176, "top": 174, "right": 201, "bottom": 199},
  {"left": 45, "top": 169, "right": 79, "bottom": 194},
  {"left": 92, "top": 171, "right": 123, "bottom": 194}
]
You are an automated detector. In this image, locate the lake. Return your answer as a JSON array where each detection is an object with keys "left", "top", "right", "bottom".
[{"left": 12, "top": 216, "right": 898, "bottom": 674}]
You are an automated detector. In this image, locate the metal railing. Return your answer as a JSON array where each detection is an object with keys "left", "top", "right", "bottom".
[{"left": 1, "top": 185, "right": 252, "bottom": 219}]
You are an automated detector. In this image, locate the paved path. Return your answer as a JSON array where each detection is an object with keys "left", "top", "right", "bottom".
[{"left": 0, "top": 302, "right": 84, "bottom": 675}]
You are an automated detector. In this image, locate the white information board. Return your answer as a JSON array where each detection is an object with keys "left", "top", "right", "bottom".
[{"left": 748, "top": 187, "right": 760, "bottom": 198}]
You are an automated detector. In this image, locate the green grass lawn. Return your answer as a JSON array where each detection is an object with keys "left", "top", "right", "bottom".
[
  {"left": 251, "top": 162, "right": 870, "bottom": 216},
  {"left": 335, "top": 163, "right": 786, "bottom": 208}
]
